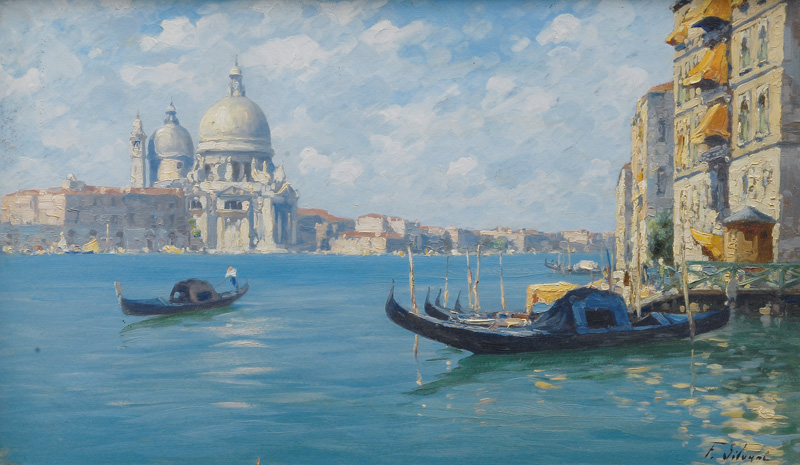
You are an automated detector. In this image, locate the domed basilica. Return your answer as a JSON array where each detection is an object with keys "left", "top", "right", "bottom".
[{"left": 129, "top": 61, "right": 298, "bottom": 253}]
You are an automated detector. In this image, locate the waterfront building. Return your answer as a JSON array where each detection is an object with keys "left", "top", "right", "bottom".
[
  {"left": 726, "top": 0, "right": 800, "bottom": 261},
  {"left": 668, "top": 0, "right": 733, "bottom": 265},
  {"left": 629, "top": 83, "right": 675, "bottom": 276},
  {"left": 138, "top": 61, "right": 299, "bottom": 253},
  {"left": 1, "top": 175, "right": 187, "bottom": 252},
  {"left": 296, "top": 208, "right": 355, "bottom": 252},
  {"left": 615, "top": 164, "right": 633, "bottom": 271},
  {"left": 667, "top": 0, "right": 800, "bottom": 265}
]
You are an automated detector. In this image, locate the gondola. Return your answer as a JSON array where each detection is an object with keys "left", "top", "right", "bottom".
[
  {"left": 115, "top": 278, "right": 248, "bottom": 316},
  {"left": 387, "top": 285, "right": 730, "bottom": 355}
]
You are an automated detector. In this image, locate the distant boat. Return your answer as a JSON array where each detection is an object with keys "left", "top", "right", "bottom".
[
  {"left": 115, "top": 279, "right": 248, "bottom": 316},
  {"left": 544, "top": 258, "right": 600, "bottom": 275},
  {"left": 386, "top": 286, "right": 730, "bottom": 355}
]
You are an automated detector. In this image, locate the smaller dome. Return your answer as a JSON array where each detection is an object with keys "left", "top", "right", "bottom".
[{"left": 150, "top": 103, "right": 194, "bottom": 159}]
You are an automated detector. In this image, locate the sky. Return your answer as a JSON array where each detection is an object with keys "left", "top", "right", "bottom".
[{"left": 0, "top": 0, "right": 675, "bottom": 232}]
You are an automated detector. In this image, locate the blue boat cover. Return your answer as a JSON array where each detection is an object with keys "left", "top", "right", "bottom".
[{"left": 530, "top": 287, "right": 631, "bottom": 335}]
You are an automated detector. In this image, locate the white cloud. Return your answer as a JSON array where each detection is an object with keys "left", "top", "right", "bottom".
[
  {"left": 0, "top": 66, "right": 42, "bottom": 98},
  {"left": 298, "top": 147, "right": 332, "bottom": 174},
  {"left": 463, "top": 19, "right": 492, "bottom": 40},
  {"left": 511, "top": 37, "right": 531, "bottom": 53},
  {"left": 359, "top": 19, "right": 427, "bottom": 52},
  {"left": 120, "top": 61, "right": 195, "bottom": 88},
  {"left": 536, "top": 14, "right": 581, "bottom": 45},
  {"left": 447, "top": 157, "right": 478, "bottom": 177},
  {"left": 330, "top": 159, "right": 363, "bottom": 185},
  {"left": 244, "top": 35, "right": 331, "bottom": 72},
  {"left": 41, "top": 119, "right": 81, "bottom": 150}
]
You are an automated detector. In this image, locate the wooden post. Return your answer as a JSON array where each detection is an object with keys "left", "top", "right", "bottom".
[
  {"left": 500, "top": 253, "right": 506, "bottom": 312},
  {"left": 408, "top": 246, "right": 417, "bottom": 314},
  {"left": 474, "top": 245, "right": 481, "bottom": 311},
  {"left": 681, "top": 248, "right": 695, "bottom": 340},
  {"left": 444, "top": 255, "right": 450, "bottom": 307},
  {"left": 467, "top": 250, "right": 473, "bottom": 310}
]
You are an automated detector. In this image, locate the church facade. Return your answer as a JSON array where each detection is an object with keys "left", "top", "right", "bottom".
[{"left": 131, "top": 62, "right": 298, "bottom": 253}]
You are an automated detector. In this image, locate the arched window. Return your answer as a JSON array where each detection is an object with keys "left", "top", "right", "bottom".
[
  {"left": 741, "top": 36, "right": 751, "bottom": 70},
  {"left": 189, "top": 199, "right": 202, "bottom": 210},
  {"left": 758, "top": 23, "right": 768, "bottom": 63},
  {"left": 738, "top": 97, "right": 750, "bottom": 144}
]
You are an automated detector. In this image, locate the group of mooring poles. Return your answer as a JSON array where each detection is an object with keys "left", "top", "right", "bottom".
[{"left": 407, "top": 244, "right": 505, "bottom": 317}]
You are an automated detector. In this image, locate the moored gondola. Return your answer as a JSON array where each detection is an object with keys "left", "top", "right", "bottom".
[{"left": 387, "top": 285, "right": 730, "bottom": 355}]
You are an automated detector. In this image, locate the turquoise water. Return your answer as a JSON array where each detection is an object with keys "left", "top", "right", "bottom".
[{"left": 0, "top": 253, "right": 798, "bottom": 464}]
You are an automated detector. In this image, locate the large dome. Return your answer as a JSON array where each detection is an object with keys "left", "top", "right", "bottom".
[
  {"left": 151, "top": 103, "right": 194, "bottom": 159},
  {"left": 197, "top": 64, "right": 273, "bottom": 155}
]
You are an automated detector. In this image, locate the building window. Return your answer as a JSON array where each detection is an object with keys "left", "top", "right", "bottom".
[
  {"left": 757, "top": 23, "right": 768, "bottom": 63},
  {"left": 756, "top": 89, "right": 769, "bottom": 137},
  {"left": 224, "top": 200, "right": 243, "bottom": 210},
  {"left": 189, "top": 199, "right": 202, "bottom": 210},
  {"left": 204, "top": 164, "right": 212, "bottom": 179},
  {"left": 738, "top": 96, "right": 750, "bottom": 145},
  {"left": 243, "top": 163, "right": 252, "bottom": 181},
  {"left": 658, "top": 120, "right": 666, "bottom": 142},
  {"left": 741, "top": 36, "right": 751, "bottom": 71},
  {"left": 690, "top": 113, "right": 701, "bottom": 165},
  {"left": 656, "top": 168, "right": 667, "bottom": 195},
  {"left": 232, "top": 162, "right": 241, "bottom": 181}
]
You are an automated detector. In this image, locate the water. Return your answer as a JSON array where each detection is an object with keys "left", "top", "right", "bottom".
[{"left": 0, "top": 253, "right": 799, "bottom": 465}]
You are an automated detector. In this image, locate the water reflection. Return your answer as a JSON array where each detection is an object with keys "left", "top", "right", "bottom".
[
  {"left": 119, "top": 305, "right": 240, "bottom": 335},
  {"left": 408, "top": 313, "right": 800, "bottom": 463}
]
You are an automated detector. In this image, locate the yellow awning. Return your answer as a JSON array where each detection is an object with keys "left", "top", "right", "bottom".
[
  {"left": 690, "top": 228, "right": 724, "bottom": 261},
  {"left": 699, "top": 0, "right": 731, "bottom": 22},
  {"left": 526, "top": 282, "right": 579, "bottom": 310},
  {"left": 691, "top": 103, "right": 729, "bottom": 144},
  {"left": 666, "top": 0, "right": 731, "bottom": 46},
  {"left": 666, "top": 13, "right": 695, "bottom": 46},
  {"left": 683, "top": 43, "right": 728, "bottom": 85},
  {"left": 82, "top": 238, "right": 100, "bottom": 253}
]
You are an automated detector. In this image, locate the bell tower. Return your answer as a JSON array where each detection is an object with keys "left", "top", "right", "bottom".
[{"left": 129, "top": 113, "right": 147, "bottom": 188}]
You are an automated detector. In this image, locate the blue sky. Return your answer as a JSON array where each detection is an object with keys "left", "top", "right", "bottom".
[{"left": 0, "top": 0, "right": 675, "bottom": 232}]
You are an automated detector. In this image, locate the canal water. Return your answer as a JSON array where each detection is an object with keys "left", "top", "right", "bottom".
[{"left": 0, "top": 253, "right": 798, "bottom": 464}]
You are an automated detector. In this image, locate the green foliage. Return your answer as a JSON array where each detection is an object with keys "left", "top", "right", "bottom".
[{"left": 647, "top": 209, "right": 674, "bottom": 266}]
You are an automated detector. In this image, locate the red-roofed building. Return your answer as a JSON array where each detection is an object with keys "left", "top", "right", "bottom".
[{"left": 1, "top": 175, "right": 189, "bottom": 252}]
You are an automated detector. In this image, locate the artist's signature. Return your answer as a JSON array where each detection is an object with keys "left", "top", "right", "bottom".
[{"left": 705, "top": 442, "right": 770, "bottom": 462}]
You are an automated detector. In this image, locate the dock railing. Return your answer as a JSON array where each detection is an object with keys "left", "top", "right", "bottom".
[{"left": 684, "top": 262, "right": 800, "bottom": 292}]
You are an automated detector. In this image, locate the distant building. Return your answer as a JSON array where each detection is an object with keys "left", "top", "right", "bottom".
[
  {"left": 330, "top": 213, "right": 411, "bottom": 254},
  {"left": 615, "top": 164, "right": 633, "bottom": 271},
  {"left": 1, "top": 175, "right": 187, "bottom": 252},
  {"left": 179, "top": 62, "right": 299, "bottom": 253},
  {"left": 296, "top": 208, "right": 355, "bottom": 252},
  {"left": 629, "top": 83, "right": 675, "bottom": 274}
]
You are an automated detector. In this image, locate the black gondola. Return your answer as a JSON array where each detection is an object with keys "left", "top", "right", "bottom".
[
  {"left": 115, "top": 279, "right": 249, "bottom": 316},
  {"left": 387, "top": 285, "right": 730, "bottom": 355}
]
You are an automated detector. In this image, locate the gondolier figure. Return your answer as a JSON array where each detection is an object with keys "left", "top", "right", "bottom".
[{"left": 226, "top": 266, "right": 238, "bottom": 290}]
